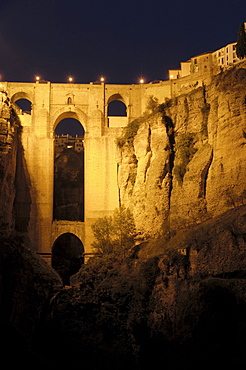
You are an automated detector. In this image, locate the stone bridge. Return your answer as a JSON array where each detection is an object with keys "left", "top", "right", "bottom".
[{"left": 3, "top": 79, "right": 171, "bottom": 263}]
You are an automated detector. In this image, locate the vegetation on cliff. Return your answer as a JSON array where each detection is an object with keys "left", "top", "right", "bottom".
[
  {"left": 116, "top": 96, "right": 161, "bottom": 148},
  {"left": 91, "top": 206, "right": 136, "bottom": 259},
  {"left": 236, "top": 23, "right": 246, "bottom": 59},
  {"left": 173, "top": 132, "right": 197, "bottom": 185}
]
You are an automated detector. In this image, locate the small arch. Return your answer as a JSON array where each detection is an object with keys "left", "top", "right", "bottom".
[
  {"left": 11, "top": 91, "right": 33, "bottom": 105},
  {"left": 52, "top": 232, "right": 84, "bottom": 286},
  {"left": 11, "top": 92, "right": 33, "bottom": 114},
  {"left": 108, "top": 100, "right": 127, "bottom": 117},
  {"left": 107, "top": 93, "right": 125, "bottom": 105},
  {"left": 67, "top": 97, "right": 72, "bottom": 105},
  {"left": 14, "top": 98, "right": 32, "bottom": 113}
]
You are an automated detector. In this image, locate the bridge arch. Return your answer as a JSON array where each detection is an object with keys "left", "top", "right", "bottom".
[
  {"left": 54, "top": 114, "right": 84, "bottom": 222},
  {"left": 107, "top": 93, "right": 129, "bottom": 126},
  {"left": 11, "top": 91, "right": 33, "bottom": 105},
  {"left": 108, "top": 100, "right": 127, "bottom": 117},
  {"left": 52, "top": 232, "right": 84, "bottom": 285},
  {"left": 107, "top": 93, "right": 126, "bottom": 105},
  {"left": 52, "top": 106, "right": 87, "bottom": 132},
  {"left": 11, "top": 92, "right": 33, "bottom": 114}
]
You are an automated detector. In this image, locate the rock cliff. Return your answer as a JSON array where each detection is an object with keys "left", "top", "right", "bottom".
[
  {"left": 117, "top": 61, "right": 246, "bottom": 237},
  {"left": 0, "top": 86, "right": 31, "bottom": 233},
  {"left": 0, "top": 86, "right": 19, "bottom": 228}
]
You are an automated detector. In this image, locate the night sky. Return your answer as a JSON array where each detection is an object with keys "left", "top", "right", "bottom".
[{"left": 0, "top": 0, "right": 246, "bottom": 85}]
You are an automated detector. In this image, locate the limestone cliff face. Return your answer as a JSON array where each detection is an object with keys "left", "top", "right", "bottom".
[
  {"left": 0, "top": 87, "right": 31, "bottom": 232},
  {"left": 117, "top": 62, "right": 246, "bottom": 236},
  {"left": 0, "top": 88, "right": 18, "bottom": 228}
]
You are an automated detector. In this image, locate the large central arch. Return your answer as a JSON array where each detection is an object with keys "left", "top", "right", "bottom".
[
  {"left": 53, "top": 107, "right": 87, "bottom": 132},
  {"left": 53, "top": 113, "right": 85, "bottom": 222}
]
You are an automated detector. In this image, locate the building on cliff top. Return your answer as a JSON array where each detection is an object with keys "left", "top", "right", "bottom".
[{"left": 169, "top": 22, "right": 246, "bottom": 80}]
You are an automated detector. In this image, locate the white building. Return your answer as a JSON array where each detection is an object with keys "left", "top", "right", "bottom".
[{"left": 212, "top": 42, "right": 238, "bottom": 68}]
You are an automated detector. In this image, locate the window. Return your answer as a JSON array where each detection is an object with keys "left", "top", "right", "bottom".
[{"left": 193, "top": 65, "right": 199, "bottom": 73}]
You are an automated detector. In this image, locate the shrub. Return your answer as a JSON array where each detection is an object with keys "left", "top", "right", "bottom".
[
  {"left": 116, "top": 119, "right": 141, "bottom": 148},
  {"left": 116, "top": 95, "right": 160, "bottom": 148},
  {"left": 91, "top": 206, "right": 137, "bottom": 262},
  {"left": 146, "top": 95, "right": 159, "bottom": 113}
]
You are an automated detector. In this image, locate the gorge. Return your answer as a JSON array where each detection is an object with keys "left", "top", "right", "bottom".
[{"left": 1, "top": 61, "right": 246, "bottom": 368}]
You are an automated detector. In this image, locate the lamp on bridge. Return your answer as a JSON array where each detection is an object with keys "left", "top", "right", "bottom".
[
  {"left": 35, "top": 76, "right": 40, "bottom": 82},
  {"left": 100, "top": 77, "right": 106, "bottom": 124},
  {"left": 139, "top": 78, "right": 145, "bottom": 84},
  {"left": 68, "top": 77, "right": 73, "bottom": 83}
]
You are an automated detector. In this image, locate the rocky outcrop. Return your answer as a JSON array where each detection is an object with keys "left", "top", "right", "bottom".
[
  {"left": 0, "top": 86, "right": 18, "bottom": 228},
  {"left": 117, "top": 62, "right": 246, "bottom": 236},
  {"left": 0, "top": 230, "right": 62, "bottom": 366},
  {"left": 0, "top": 86, "right": 32, "bottom": 233}
]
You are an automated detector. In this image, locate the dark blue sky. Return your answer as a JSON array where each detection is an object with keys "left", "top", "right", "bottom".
[{"left": 0, "top": 0, "right": 245, "bottom": 84}]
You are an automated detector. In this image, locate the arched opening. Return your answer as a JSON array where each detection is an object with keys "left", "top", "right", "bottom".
[
  {"left": 54, "top": 118, "right": 85, "bottom": 221},
  {"left": 55, "top": 118, "right": 85, "bottom": 136},
  {"left": 14, "top": 98, "right": 32, "bottom": 114},
  {"left": 108, "top": 100, "right": 127, "bottom": 116},
  {"left": 52, "top": 233, "right": 84, "bottom": 286}
]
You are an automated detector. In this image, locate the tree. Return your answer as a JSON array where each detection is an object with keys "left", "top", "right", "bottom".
[
  {"left": 91, "top": 206, "right": 136, "bottom": 261},
  {"left": 146, "top": 95, "right": 159, "bottom": 114},
  {"left": 236, "top": 23, "right": 246, "bottom": 59}
]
